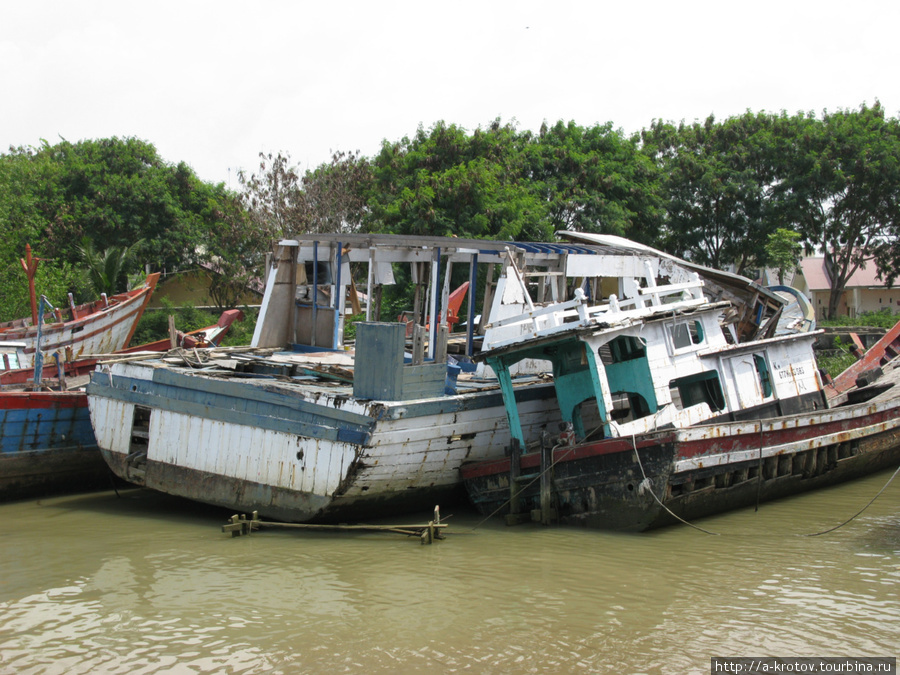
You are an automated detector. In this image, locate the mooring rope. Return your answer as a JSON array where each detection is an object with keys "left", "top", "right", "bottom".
[
  {"left": 801, "top": 463, "right": 900, "bottom": 537},
  {"left": 631, "top": 435, "right": 721, "bottom": 536},
  {"left": 469, "top": 434, "right": 899, "bottom": 537}
]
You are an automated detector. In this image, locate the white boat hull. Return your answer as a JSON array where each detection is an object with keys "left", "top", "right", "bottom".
[{"left": 87, "top": 361, "right": 559, "bottom": 521}]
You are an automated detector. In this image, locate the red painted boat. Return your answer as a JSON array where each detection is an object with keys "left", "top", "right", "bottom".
[{"left": 0, "top": 245, "right": 160, "bottom": 368}]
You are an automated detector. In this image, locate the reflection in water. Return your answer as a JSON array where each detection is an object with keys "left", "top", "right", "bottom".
[{"left": 0, "top": 470, "right": 898, "bottom": 674}]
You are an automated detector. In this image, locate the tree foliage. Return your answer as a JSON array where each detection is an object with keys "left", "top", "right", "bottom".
[
  {"left": 76, "top": 237, "right": 146, "bottom": 297},
  {"left": 365, "top": 120, "right": 548, "bottom": 240},
  {"left": 535, "top": 120, "right": 664, "bottom": 244},
  {"left": 0, "top": 137, "right": 232, "bottom": 316},
  {"left": 362, "top": 119, "right": 663, "bottom": 244},
  {"left": 4, "top": 108, "right": 900, "bottom": 324},
  {"left": 641, "top": 112, "right": 778, "bottom": 274},
  {"left": 765, "top": 228, "right": 802, "bottom": 284},
  {"left": 769, "top": 102, "right": 900, "bottom": 318},
  {"left": 237, "top": 152, "right": 305, "bottom": 240}
]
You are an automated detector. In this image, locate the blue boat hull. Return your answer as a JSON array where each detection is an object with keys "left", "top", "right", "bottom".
[{"left": 0, "top": 391, "right": 111, "bottom": 501}]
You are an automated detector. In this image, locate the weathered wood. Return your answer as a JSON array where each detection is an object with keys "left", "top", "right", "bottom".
[
  {"left": 435, "top": 325, "right": 448, "bottom": 363},
  {"left": 539, "top": 433, "right": 553, "bottom": 525},
  {"left": 222, "top": 509, "right": 448, "bottom": 544},
  {"left": 505, "top": 438, "right": 524, "bottom": 526},
  {"left": 412, "top": 325, "right": 426, "bottom": 365}
]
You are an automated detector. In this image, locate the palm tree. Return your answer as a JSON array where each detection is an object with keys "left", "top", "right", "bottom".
[{"left": 77, "top": 238, "right": 145, "bottom": 297}]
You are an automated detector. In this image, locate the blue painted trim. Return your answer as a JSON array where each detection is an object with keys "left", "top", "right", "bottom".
[
  {"left": 87, "top": 369, "right": 376, "bottom": 445},
  {"left": 288, "top": 343, "right": 345, "bottom": 354}
]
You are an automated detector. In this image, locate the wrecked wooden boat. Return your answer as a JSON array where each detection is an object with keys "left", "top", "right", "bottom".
[
  {"left": 84, "top": 234, "right": 797, "bottom": 523},
  {"left": 460, "top": 234, "right": 900, "bottom": 531},
  {"left": 0, "top": 246, "right": 160, "bottom": 368},
  {"left": 0, "top": 313, "right": 242, "bottom": 501}
]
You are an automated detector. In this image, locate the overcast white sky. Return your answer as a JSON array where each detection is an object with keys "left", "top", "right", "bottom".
[{"left": 2, "top": 1, "right": 896, "bottom": 188}]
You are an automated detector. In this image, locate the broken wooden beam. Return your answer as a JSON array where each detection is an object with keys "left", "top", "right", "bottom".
[{"left": 222, "top": 506, "right": 448, "bottom": 544}]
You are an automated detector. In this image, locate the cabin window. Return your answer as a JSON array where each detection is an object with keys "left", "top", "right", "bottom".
[
  {"left": 606, "top": 335, "right": 646, "bottom": 363},
  {"left": 596, "top": 334, "right": 659, "bottom": 420},
  {"left": 669, "top": 371, "right": 725, "bottom": 412},
  {"left": 1, "top": 353, "right": 20, "bottom": 371},
  {"left": 304, "top": 261, "right": 332, "bottom": 285},
  {"left": 574, "top": 396, "right": 606, "bottom": 441},
  {"left": 669, "top": 320, "right": 704, "bottom": 350},
  {"left": 754, "top": 354, "right": 773, "bottom": 398},
  {"left": 609, "top": 391, "right": 653, "bottom": 423}
]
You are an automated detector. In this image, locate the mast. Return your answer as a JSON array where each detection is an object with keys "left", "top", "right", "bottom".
[{"left": 19, "top": 244, "right": 40, "bottom": 325}]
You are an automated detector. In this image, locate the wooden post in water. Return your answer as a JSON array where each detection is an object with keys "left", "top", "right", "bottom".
[
  {"left": 505, "top": 438, "right": 525, "bottom": 526},
  {"left": 539, "top": 433, "right": 554, "bottom": 525}
]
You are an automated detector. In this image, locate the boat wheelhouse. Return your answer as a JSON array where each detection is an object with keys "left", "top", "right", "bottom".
[{"left": 461, "top": 239, "right": 900, "bottom": 531}]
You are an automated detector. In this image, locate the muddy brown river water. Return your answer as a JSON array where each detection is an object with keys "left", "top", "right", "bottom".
[{"left": 1, "top": 469, "right": 898, "bottom": 674}]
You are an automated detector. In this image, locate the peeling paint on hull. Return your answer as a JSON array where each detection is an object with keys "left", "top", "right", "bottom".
[
  {"left": 0, "top": 392, "right": 108, "bottom": 501},
  {"left": 462, "top": 395, "right": 900, "bottom": 531},
  {"left": 87, "top": 361, "right": 560, "bottom": 522}
]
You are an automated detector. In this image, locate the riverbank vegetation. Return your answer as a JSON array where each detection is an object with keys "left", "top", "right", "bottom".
[{"left": 2, "top": 102, "right": 900, "bottom": 333}]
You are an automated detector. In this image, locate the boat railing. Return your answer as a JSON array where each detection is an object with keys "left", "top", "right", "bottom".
[{"left": 484, "top": 274, "right": 709, "bottom": 350}]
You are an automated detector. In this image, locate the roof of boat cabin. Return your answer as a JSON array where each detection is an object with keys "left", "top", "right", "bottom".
[
  {"left": 281, "top": 233, "right": 786, "bottom": 316},
  {"left": 282, "top": 233, "right": 618, "bottom": 257},
  {"left": 477, "top": 300, "right": 734, "bottom": 363},
  {"left": 558, "top": 231, "right": 785, "bottom": 308}
]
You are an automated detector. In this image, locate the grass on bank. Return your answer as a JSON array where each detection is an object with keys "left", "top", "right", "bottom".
[{"left": 818, "top": 309, "right": 900, "bottom": 379}]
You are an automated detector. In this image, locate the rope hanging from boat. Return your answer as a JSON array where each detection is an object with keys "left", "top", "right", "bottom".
[
  {"left": 801, "top": 463, "right": 900, "bottom": 537},
  {"left": 468, "top": 440, "right": 898, "bottom": 536},
  {"left": 630, "top": 435, "right": 721, "bottom": 536}
]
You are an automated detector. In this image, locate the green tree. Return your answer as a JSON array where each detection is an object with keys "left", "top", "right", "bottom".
[
  {"left": 0, "top": 137, "right": 235, "bottom": 313},
  {"left": 366, "top": 120, "right": 550, "bottom": 240},
  {"left": 765, "top": 228, "right": 802, "bottom": 284},
  {"left": 771, "top": 102, "right": 900, "bottom": 319},
  {"left": 201, "top": 194, "right": 271, "bottom": 309},
  {"left": 0, "top": 149, "right": 80, "bottom": 320},
  {"left": 642, "top": 112, "right": 778, "bottom": 274},
  {"left": 76, "top": 237, "right": 145, "bottom": 297},
  {"left": 238, "top": 151, "right": 306, "bottom": 239},
  {"left": 300, "top": 150, "right": 373, "bottom": 234},
  {"left": 22, "top": 137, "right": 229, "bottom": 273},
  {"left": 534, "top": 120, "right": 663, "bottom": 245}
]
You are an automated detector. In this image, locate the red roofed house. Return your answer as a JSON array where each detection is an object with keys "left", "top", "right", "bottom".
[{"left": 792, "top": 254, "right": 900, "bottom": 321}]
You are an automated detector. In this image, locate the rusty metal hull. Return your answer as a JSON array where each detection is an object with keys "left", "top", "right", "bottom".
[
  {"left": 462, "top": 393, "right": 900, "bottom": 531},
  {"left": 0, "top": 391, "right": 110, "bottom": 501}
]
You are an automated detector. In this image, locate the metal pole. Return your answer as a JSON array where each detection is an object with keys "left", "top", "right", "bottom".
[
  {"left": 467, "top": 253, "right": 478, "bottom": 357},
  {"left": 311, "top": 241, "right": 319, "bottom": 347},
  {"left": 428, "top": 248, "right": 441, "bottom": 360},
  {"left": 333, "top": 242, "right": 343, "bottom": 349}
]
